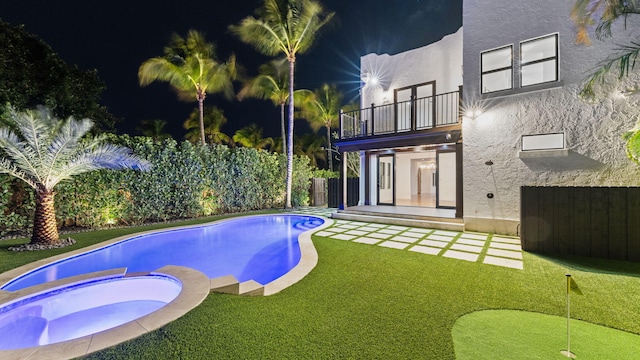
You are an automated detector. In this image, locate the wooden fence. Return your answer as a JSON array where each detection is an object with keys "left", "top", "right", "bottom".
[
  {"left": 310, "top": 178, "right": 327, "bottom": 206},
  {"left": 521, "top": 186, "right": 640, "bottom": 262},
  {"left": 328, "top": 178, "right": 360, "bottom": 208}
]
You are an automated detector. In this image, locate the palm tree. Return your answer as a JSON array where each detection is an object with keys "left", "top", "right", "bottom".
[
  {"left": 233, "top": 123, "right": 274, "bottom": 150},
  {"left": 571, "top": 0, "right": 640, "bottom": 98},
  {"left": 136, "top": 119, "right": 172, "bottom": 143},
  {"left": 299, "top": 83, "right": 342, "bottom": 171},
  {"left": 138, "top": 30, "right": 237, "bottom": 145},
  {"left": 183, "top": 106, "right": 231, "bottom": 145},
  {"left": 296, "top": 133, "right": 326, "bottom": 168},
  {"left": 231, "top": 0, "right": 334, "bottom": 208},
  {"left": 0, "top": 106, "right": 150, "bottom": 246},
  {"left": 238, "top": 58, "right": 290, "bottom": 152}
]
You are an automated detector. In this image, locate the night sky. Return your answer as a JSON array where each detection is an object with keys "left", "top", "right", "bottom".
[{"left": 0, "top": 0, "right": 462, "bottom": 139}]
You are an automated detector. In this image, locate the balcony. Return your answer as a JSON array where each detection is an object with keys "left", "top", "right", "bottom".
[{"left": 339, "top": 89, "right": 461, "bottom": 140}]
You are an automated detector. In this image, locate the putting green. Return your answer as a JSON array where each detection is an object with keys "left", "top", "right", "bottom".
[{"left": 452, "top": 310, "right": 640, "bottom": 360}]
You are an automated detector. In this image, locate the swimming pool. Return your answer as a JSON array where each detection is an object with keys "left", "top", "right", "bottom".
[
  {"left": 0, "top": 273, "right": 182, "bottom": 350},
  {"left": 1, "top": 214, "right": 324, "bottom": 292}
]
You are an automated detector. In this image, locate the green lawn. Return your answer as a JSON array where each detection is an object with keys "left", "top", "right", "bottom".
[{"left": 1, "top": 213, "right": 639, "bottom": 359}]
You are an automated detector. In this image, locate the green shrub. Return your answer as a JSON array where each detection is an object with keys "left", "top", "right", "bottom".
[{"left": 0, "top": 135, "right": 315, "bottom": 234}]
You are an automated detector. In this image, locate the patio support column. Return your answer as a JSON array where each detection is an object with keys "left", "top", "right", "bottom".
[
  {"left": 339, "top": 149, "right": 347, "bottom": 210},
  {"left": 362, "top": 151, "right": 370, "bottom": 205},
  {"left": 455, "top": 142, "right": 463, "bottom": 218}
]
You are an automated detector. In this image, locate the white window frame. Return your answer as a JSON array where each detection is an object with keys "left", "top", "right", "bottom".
[
  {"left": 480, "top": 45, "right": 513, "bottom": 94},
  {"left": 520, "top": 33, "right": 559, "bottom": 88}
]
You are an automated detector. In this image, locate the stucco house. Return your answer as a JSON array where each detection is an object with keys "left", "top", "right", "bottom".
[{"left": 334, "top": 0, "right": 640, "bottom": 238}]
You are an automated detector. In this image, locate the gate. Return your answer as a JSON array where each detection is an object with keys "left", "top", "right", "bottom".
[{"left": 310, "top": 178, "right": 327, "bottom": 206}]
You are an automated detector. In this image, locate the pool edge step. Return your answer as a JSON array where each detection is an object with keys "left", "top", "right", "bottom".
[
  {"left": 210, "top": 275, "right": 265, "bottom": 296},
  {"left": 239, "top": 280, "right": 265, "bottom": 296},
  {"left": 210, "top": 275, "right": 240, "bottom": 294}
]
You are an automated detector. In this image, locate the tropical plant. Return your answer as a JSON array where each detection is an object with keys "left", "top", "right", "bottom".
[
  {"left": 183, "top": 106, "right": 231, "bottom": 145},
  {"left": 571, "top": 0, "right": 640, "bottom": 98},
  {"left": 0, "top": 106, "right": 149, "bottom": 246},
  {"left": 298, "top": 83, "right": 342, "bottom": 170},
  {"left": 233, "top": 123, "right": 274, "bottom": 150},
  {"left": 231, "top": 0, "right": 334, "bottom": 208},
  {"left": 238, "top": 58, "right": 290, "bottom": 152},
  {"left": 295, "top": 132, "right": 326, "bottom": 168},
  {"left": 135, "top": 119, "right": 172, "bottom": 142},
  {"left": 138, "top": 30, "right": 237, "bottom": 145}
]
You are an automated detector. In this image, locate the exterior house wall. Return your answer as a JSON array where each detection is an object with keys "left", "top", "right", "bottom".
[
  {"left": 360, "top": 28, "right": 463, "bottom": 108},
  {"left": 462, "top": 0, "right": 640, "bottom": 234}
]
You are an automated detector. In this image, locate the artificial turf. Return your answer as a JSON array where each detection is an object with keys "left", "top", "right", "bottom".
[
  {"left": 452, "top": 310, "right": 640, "bottom": 360},
  {"left": 0, "top": 214, "right": 639, "bottom": 359}
]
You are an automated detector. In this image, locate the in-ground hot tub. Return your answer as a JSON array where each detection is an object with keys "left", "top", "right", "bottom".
[{"left": 0, "top": 272, "right": 182, "bottom": 351}]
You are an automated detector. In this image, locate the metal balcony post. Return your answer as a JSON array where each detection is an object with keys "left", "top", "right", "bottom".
[
  {"left": 458, "top": 85, "right": 463, "bottom": 123},
  {"left": 370, "top": 103, "right": 375, "bottom": 136},
  {"left": 339, "top": 109, "right": 344, "bottom": 139},
  {"left": 411, "top": 94, "right": 417, "bottom": 131}
]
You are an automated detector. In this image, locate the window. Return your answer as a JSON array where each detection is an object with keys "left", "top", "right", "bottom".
[
  {"left": 520, "top": 34, "right": 558, "bottom": 87},
  {"left": 480, "top": 45, "right": 513, "bottom": 94},
  {"left": 521, "top": 133, "right": 564, "bottom": 151}
]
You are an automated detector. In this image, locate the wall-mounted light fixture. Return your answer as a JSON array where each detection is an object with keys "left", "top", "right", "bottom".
[
  {"left": 460, "top": 93, "right": 489, "bottom": 120},
  {"left": 465, "top": 108, "right": 483, "bottom": 119}
]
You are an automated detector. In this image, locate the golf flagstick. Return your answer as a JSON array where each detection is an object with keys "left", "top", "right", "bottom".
[{"left": 561, "top": 274, "right": 582, "bottom": 358}]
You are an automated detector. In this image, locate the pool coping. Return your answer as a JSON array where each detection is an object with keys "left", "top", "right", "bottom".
[
  {"left": 0, "top": 265, "right": 210, "bottom": 360},
  {"left": 0, "top": 214, "right": 332, "bottom": 359}
]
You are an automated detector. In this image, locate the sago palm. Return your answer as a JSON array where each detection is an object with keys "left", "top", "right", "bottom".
[
  {"left": 231, "top": 0, "right": 334, "bottom": 208},
  {"left": 139, "top": 30, "right": 237, "bottom": 145},
  {"left": 183, "top": 106, "right": 231, "bottom": 145},
  {"left": 299, "top": 83, "right": 342, "bottom": 171},
  {"left": 0, "top": 106, "right": 150, "bottom": 246}
]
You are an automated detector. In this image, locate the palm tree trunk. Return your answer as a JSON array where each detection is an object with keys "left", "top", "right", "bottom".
[
  {"left": 198, "top": 96, "right": 206, "bottom": 145},
  {"left": 280, "top": 102, "right": 286, "bottom": 154},
  {"left": 285, "top": 58, "right": 295, "bottom": 209},
  {"left": 326, "top": 123, "right": 333, "bottom": 171},
  {"left": 31, "top": 188, "right": 60, "bottom": 245}
]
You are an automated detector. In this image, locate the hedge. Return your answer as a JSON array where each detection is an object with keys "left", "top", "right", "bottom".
[{"left": 0, "top": 135, "right": 314, "bottom": 238}]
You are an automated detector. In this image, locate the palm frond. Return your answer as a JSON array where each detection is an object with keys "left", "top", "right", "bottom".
[
  {"left": 231, "top": 17, "right": 288, "bottom": 57},
  {"left": 0, "top": 126, "right": 42, "bottom": 185},
  {"left": 0, "top": 107, "right": 150, "bottom": 191},
  {"left": 43, "top": 117, "right": 94, "bottom": 181},
  {"left": 580, "top": 41, "right": 640, "bottom": 98},
  {"left": 572, "top": 0, "right": 640, "bottom": 44},
  {"left": 48, "top": 143, "right": 150, "bottom": 187},
  {"left": 139, "top": 57, "right": 186, "bottom": 87},
  {"left": 0, "top": 157, "right": 37, "bottom": 188}
]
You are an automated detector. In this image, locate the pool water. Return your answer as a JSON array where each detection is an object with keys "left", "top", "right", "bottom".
[
  {"left": 0, "top": 274, "right": 181, "bottom": 350},
  {"left": 2, "top": 215, "right": 323, "bottom": 292}
]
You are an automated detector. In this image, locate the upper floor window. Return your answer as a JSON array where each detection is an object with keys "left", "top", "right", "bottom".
[
  {"left": 481, "top": 45, "right": 513, "bottom": 94},
  {"left": 520, "top": 33, "right": 558, "bottom": 87}
]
